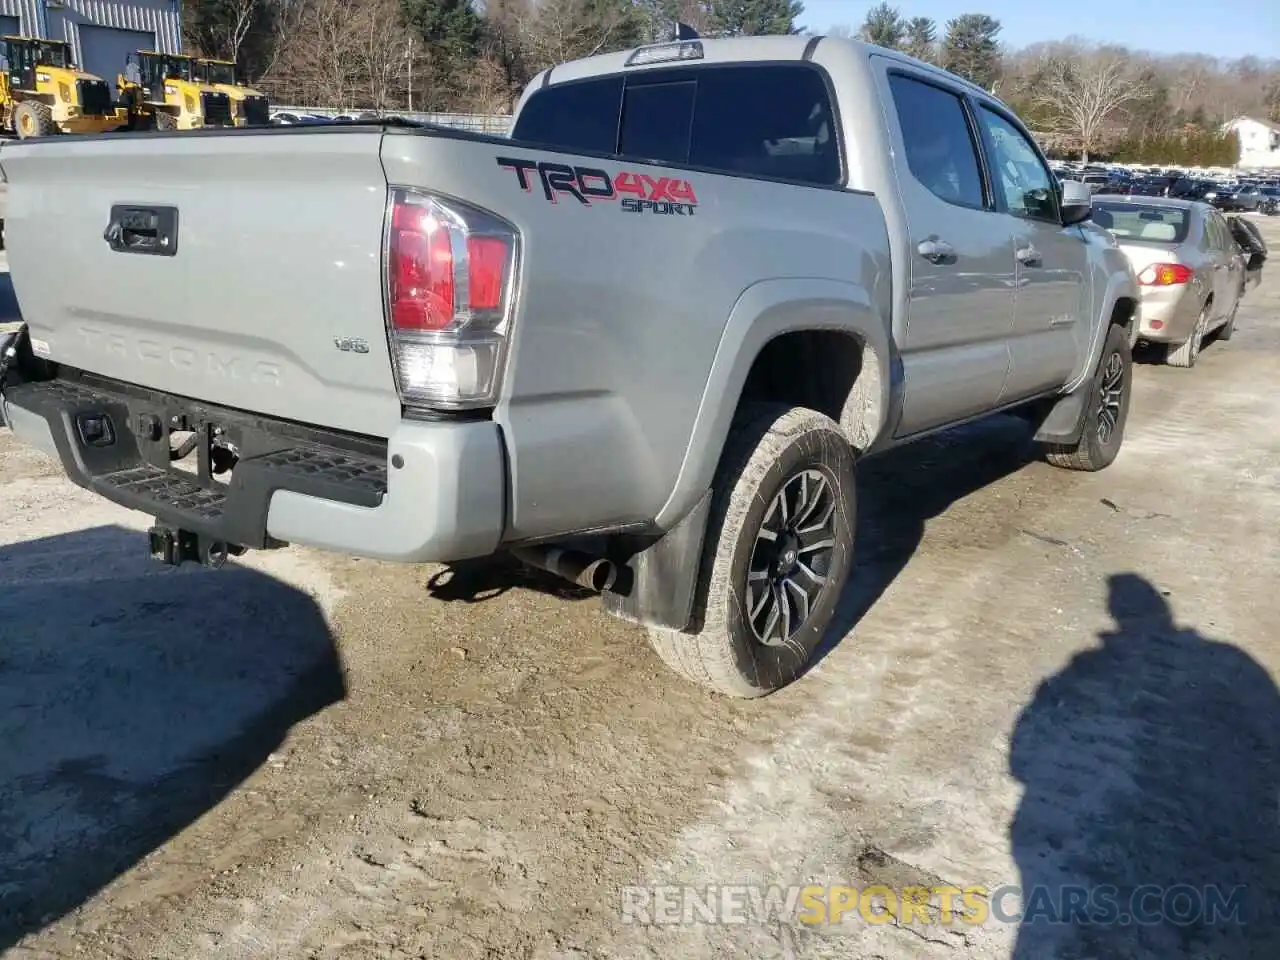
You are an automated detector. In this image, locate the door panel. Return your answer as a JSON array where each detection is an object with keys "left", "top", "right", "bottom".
[
  {"left": 883, "top": 71, "right": 1015, "bottom": 437},
  {"left": 974, "top": 104, "right": 1088, "bottom": 398}
]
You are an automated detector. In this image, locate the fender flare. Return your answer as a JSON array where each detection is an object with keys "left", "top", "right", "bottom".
[{"left": 653, "top": 277, "right": 892, "bottom": 530}]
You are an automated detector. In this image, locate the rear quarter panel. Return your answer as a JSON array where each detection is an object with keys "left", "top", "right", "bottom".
[{"left": 381, "top": 132, "right": 892, "bottom": 541}]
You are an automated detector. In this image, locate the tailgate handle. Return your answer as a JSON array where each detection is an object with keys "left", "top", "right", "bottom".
[{"left": 104, "top": 205, "right": 179, "bottom": 257}]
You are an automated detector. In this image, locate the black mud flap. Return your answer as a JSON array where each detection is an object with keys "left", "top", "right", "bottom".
[{"left": 602, "top": 490, "right": 712, "bottom": 632}]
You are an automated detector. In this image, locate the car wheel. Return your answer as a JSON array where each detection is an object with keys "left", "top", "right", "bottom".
[
  {"left": 1166, "top": 301, "right": 1210, "bottom": 368},
  {"left": 1044, "top": 323, "right": 1132, "bottom": 472},
  {"left": 647, "top": 403, "right": 856, "bottom": 698}
]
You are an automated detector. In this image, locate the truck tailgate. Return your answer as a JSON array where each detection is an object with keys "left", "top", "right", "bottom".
[{"left": 0, "top": 131, "right": 400, "bottom": 438}]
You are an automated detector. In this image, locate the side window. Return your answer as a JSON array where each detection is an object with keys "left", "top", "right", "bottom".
[
  {"left": 618, "top": 80, "right": 695, "bottom": 165},
  {"left": 512, "top": 76, "right": 622, "bottom": 154},
  {"left": 975, "top": 106, "right": 1060, "bottom": 223},
  {"left": 887, "top": 73, "right": 985, "bottom": 209},
  {"left": 689, "top": 65, "right": 841, "bottom": 186},
  {"left": 1204, "top": 214, "right": 1225, "bottom": 251}
]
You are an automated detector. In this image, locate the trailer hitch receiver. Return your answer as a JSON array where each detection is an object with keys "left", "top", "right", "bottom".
[{"left": 148, "top": 525, "right": 242, "bottom": 568}]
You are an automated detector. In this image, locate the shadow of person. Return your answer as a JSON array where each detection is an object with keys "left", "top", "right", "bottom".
[
  {"left": 0, "top": 525, "right": 346, "bottom": 950},
  {"left": 1009, "top": 572, "right": 1280, "bottom": 958}
]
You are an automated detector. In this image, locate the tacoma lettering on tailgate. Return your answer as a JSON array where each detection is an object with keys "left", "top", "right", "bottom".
[{"left": 496, "top": 156, "right": 698, "bottom": 217}]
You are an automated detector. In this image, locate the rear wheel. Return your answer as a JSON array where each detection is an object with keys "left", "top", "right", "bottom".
[
  {"left": 1044, "top": 322, "right": 1132, "bottom": 472},
  {"left": 1166, "top": 301, "right": 1210, "bottom": 368},
  {"left": 155, "top": 110, "right": 177, "bottom": 131},
  {"left": 647, "top": 404, "right": 856, "bottom": 698},
  {"left": 13, "top": 101, "right": 54, "bottom": 139}
]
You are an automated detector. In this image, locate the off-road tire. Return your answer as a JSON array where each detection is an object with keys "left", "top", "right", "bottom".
[
  {"left": 155, "top": 111, "right": 178, "bottom": 131},
  {"left": 13, "top": 101, "right": 54, "bottom": 139},
  {"left": 1044, "top": 323, "right": 1132, "bottom": 472},
  {"left": 1166, "top": 300, "right": 1210, "bottom": 368},
  {"left": 647, "top": 403, "right": 856, "bottom": 698}
]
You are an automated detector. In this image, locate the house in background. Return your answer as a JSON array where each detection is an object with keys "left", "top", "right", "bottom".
[
  {"left": 0, "top": 0, "right": 181, "bottom": 82},
  {"left": 1225, "top": 116, "right": 1280, "bottom": 170}
]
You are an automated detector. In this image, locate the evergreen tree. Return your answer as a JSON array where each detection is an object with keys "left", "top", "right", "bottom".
[
  {"left": 708, "top": 0, "right": 805, "bottom": 36},
  {"left": 940, "top": 13, "right": 1001, "bottom": 90},
  {"left": 859, "top": 3, "right": 902, "bottom": 50},
  {"left": 402, "top": 0, "right": 483, "bottom": 62},
  {"left": 902, "top": 16, "right": 936, "bottom": 62}
]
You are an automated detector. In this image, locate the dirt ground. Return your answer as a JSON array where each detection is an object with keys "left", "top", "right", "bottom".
[{"left": 2, "top": 217, "right": 1279, "bottom": 960}]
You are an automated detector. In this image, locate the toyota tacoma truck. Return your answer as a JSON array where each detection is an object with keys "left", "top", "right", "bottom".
[{"left": 0, "top": 35, "right": 1138, "bottom": 698}]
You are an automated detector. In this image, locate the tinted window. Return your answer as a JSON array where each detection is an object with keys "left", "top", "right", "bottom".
[
  {"left": 1090, "top": 201, "right": 1190, "bottom": 244},
  {"left": 619, "top": 80, "right": 695, "bottom": 164},
  {"left": 690, "top": 65, "right": 841, "bottom": 186},
  {"left": 512, "top": 76, "right": 622, "bottom": 154},
  {"left": 888, "top": 73, "right": 984, "bottom": 208},
  {"left": 976, "top": 106, "right": 1059, "bottom": 223}
]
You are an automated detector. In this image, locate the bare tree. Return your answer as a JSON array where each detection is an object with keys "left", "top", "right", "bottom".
[
  {"left": 1034, "top": 47, "right": 1148, "bottom": 162},
  {"left": 222, "top": 0, "right": 259, "bottom": 63},
  {"left": 523, "top": 0, "right": 635, "bottom": 71},
  {"left": 356, "top": 0, "right": 410, "bottom": 110}
]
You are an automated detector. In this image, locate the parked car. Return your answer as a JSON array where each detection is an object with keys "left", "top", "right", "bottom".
[
  {"left": 1257, "top": 186, "right": 1280, "bottom": 215},
  {"left": 1168, "top": 178, "right": 1216, "bottom": 201},
  {"left": 1209, "top": 184, "right": 1264, "bottom": 213},
  {"left": 1091, "top": 197, "right": 1251, "bottom": 367},
  {"left": 270, "top": 111, "right": 327, "bottom": 125},
  {"left": 0, "top": 35, "right": 1140, "bottom": 697}
]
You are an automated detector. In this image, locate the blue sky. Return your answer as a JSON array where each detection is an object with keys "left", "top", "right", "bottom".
[{"left": 801, "top": 0, "right": 1280, "bottom": 59}]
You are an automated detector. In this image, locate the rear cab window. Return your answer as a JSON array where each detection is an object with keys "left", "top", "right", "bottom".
[
  {"left": 1090, "top": 202, "right": 1190, "bottom": 244},
  {"left": 512, "top": 63, "right": 842, "bottom": 187}
]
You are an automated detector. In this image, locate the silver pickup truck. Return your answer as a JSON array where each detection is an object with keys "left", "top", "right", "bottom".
[{"left": 0, "top": 35, "right": 1138, "bottom": 697}]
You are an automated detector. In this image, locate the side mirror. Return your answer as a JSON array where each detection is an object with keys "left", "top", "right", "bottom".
[{"left": 1060, "top": 179, "right": 1092, "bottom": 226}]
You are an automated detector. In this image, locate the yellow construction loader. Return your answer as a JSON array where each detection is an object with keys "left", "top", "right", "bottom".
[
  {"left": 192, "top": 58, "right": 270, "bottom": 126},
  {"left": 0, "top": 36, "right": 126, "bottom": 138},
  {"left": 117, "top": 51, "right": 234, "bottom": 131}
]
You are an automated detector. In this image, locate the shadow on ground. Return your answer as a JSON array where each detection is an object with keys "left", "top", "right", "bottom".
[
  {"left": 428, "top": 416, "right": 1040, "bottom": 638},
  {"left": 1010, "top": 572, "right": 1280, "bottom": 958},
  {"left": 424, "top": 551, "right": 595, "bottom": 603},
  {"left": 0, "top": 525, "right": 346, "bottom": 951},
  {"left": 816, "top": 414, "right": 1038, "bottom": 665}
]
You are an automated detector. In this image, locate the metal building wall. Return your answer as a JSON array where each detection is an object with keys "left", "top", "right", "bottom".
[
  {"left": 0, "top": 0, "right": 47, "bottom": 36},
  {"left": 45, "top": 0, "right": 182, "bottom": 59}
]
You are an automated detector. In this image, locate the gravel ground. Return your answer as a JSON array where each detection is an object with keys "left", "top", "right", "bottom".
[{"left": 2, "top": 217, "right": 1280, "bottom": 960}]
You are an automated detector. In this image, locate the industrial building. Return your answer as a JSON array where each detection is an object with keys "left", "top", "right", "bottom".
[{"left": 0, "top": 0, "right": 181, "bottom": 82}]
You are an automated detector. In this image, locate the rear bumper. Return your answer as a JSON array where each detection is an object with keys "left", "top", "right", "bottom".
[
  {"left": 2, "top": 372, "right": 505, "bottom": 563},
  {"left": 1136, "top": 285, "right": 1200, "bottom": 343}
]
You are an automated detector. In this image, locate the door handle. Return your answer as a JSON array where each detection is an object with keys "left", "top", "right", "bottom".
[
  {"left": 917, "top": 239, "right": 955, "bottom": 264},
  {"left": 1015, "top": 245, "right": 1042, "bottom": 267}
]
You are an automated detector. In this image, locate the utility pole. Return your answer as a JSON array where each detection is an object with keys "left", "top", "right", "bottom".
[{"left": 406, "top": 36, "right": 414, "bottom": 112}]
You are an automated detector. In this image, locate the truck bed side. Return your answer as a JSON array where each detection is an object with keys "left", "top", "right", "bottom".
[{"left": 380, "top": 129, "right": 892, "bottom": 541}]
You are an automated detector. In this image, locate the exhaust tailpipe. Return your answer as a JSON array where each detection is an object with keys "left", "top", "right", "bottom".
[{"left": 511, "top": 545, "right": 618, "bottom": 592}]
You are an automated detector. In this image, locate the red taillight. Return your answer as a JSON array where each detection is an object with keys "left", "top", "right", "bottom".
[
  {"left": 1137, "top": 263, "right": 1192, "bottom": 286},
  {"left": 388, "top": 195, "right": 513, "bottom": 331},
  {"left": 384, "top": 189, "right": 519, "bottom": 410},
  {"left": 466, "top": 236, "right": 509, "bottom": 311}
]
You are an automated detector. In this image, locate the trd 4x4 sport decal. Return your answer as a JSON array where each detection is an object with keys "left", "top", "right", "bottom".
[{"left": 497, "top": 156, "right": 698, "bottom": 217}]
